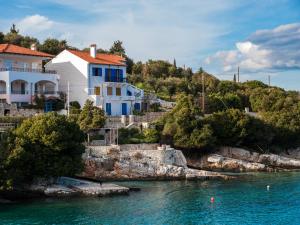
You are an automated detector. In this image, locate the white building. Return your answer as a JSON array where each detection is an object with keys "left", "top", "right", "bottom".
[
  {"left": 46, "top": 44, "right": 144, "bottom": 116},
  {"left": 0, "top": 44, "right": 59, "bottom": 107}
]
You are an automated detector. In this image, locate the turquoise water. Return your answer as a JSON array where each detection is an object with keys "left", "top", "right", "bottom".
[{"left": 1, "top": 172, "right": 300, "bottom": 225}]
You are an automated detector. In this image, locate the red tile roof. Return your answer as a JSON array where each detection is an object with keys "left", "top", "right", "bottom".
[
  {"left": 68, "top": 49, "right": 126, "bottom": 66},
  {"left": 0, "top": 44, "right": 53, "bottom": 58}
]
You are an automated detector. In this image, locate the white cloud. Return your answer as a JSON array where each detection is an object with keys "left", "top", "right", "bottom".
[
  {"left": 7, "top": 0, "right": 243, "bottom": 67},
  {"left": 17, "top": 14, "right": 54, "bottom": 34},
  {"left": 206, "top": 23, "right": 300, "bottom": 73}
]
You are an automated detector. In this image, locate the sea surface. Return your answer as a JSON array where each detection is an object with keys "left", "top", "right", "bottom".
[{"left": 1, "top": 172, "right": 300, "bottom": 225}]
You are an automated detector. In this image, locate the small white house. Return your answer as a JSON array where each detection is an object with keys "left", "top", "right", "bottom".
[
  {"left": 46, "top": 44, "right": 144, "bottom": 116},
  {"left": 0, "top": 44, "right": 60, "bottom": 107}
]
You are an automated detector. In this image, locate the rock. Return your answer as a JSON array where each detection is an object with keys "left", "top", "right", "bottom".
[
  {"left": 81, "top": 144, "right": 227, "bottom": 180},
  {"left": 44, "top": 185, "right": 78, "bottom": 197},
  {"left": 186, "top": 147, "right": 300, "bottom": 172}
]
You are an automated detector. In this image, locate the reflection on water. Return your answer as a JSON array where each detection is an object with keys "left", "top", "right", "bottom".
[{"left": 1, "top": 172, "right": 300, "bottom": 225}]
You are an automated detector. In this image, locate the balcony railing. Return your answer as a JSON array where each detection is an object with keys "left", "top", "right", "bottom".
[
  {"left": 0, "top": 67, "right": 57, "bottom": 74},
  {"left": 11, "top": 90, "right": 29, "bottom": 95},
  {"left": 35, "top": 91, "right": 59, "bottom": 95},
  {"left": 0, "top": 91, "right": 6, "bottom": 94},
  {"left": 104, "top": 78, "right": 127, "bottom": 83}
]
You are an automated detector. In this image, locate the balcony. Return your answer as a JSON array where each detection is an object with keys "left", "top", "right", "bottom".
[
  {"left": 35, "top": 90, "right": 60, "bottom": 95},
  {"left": 0, "top": 67, "right": 57, "bottom": 74},
  {"left": 104, "top": 77, "right": 127, "bottom": 83}
]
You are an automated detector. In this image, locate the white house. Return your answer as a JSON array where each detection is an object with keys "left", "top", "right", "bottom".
[
  {"left": 46, "top": 44, "right": 144, "bottom": 116},
  {"left": 0, "top": 44, "right": 60, "bottom": 107}
]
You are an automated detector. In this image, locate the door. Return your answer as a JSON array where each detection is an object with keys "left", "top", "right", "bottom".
[
  {"left": 122, "top": 103, "right": 127, "bottom": 115},
  {"left": 21, "top": 82, "right": 26, "bottom": 94},
  {"left": 44, "top": 101, "right": 53, "bottom": 112},
  {"left": 134, "top": 103, "right": 141, "bottom": 111},
  {"left": 106, "top": 103, "right": 111, "bottom": 115}
]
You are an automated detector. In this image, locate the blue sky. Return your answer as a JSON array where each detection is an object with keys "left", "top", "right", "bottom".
[{"left": 0, "top": 0, "right": 300, "bottom": 90}]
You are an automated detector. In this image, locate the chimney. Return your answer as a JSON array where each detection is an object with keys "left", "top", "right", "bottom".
[
  {"left": 30, "top": 43, "right": 37, "bottom": 51},
  {"left": 90, "top": 44, "right": 97, "bottom": 58}
]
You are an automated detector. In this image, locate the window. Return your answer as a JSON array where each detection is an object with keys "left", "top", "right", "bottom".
[
  {"left": 105, "top": 68, "right": 124, "bottom": 82},
  {"left": 92, "top": 67, "right": 102, "bottom": 76},
  {"left": 105, "top": 68, "right": 111, "bottom": 81},
  {"left": 116, "top": 87, "right": 121, "bottom": 96},
  {"left": 94, "top": 86, "right": 101, "bottom": 95},
  {"left": 107, "top": 87, "right": 113, "bottom": 95},
  {"left": 116, "top": 69, "right": 123, "bottom": 82},
  {"left": 127, "top": 90, "right": 132, "bottom": 96}
]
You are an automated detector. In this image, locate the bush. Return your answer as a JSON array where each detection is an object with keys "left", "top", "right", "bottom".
[
  {"left": 143, "top": 128, "right": 159, "bottom": 143},
  {"left": 0, "top": 116, "right": 26, "bottom": 124},
  {"left": 70, "top": 101, "right": 81, "bottom": 109}
]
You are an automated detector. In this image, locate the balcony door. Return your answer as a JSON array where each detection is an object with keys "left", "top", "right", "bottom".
[{"left": 106, "top": 103, "right": 111, "bottom": 115}]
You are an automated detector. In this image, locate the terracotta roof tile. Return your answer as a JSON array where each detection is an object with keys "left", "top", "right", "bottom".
[
  {"left": 68, "top": 49, "right": 126, "bottom": 66},
  {"left": 0, "top": 44, "right": 53, "bottom": 58}
]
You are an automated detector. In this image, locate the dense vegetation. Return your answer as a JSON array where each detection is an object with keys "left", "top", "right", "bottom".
[
  {"left": 154, "top": 93, "right": 300, "bottom": 154},
  {"left": 118, "top": 127, "right": 159, "bottom": 144},
  {"left": 0, "top": 113, "right": 85, "bottom": 190},
  {"left": 0, "top": 100, "right": 107, "bottom": 190}
]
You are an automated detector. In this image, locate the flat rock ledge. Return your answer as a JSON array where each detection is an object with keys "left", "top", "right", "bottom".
[{"left": 28, "top": 177, "right": 129, "bottom": 197}]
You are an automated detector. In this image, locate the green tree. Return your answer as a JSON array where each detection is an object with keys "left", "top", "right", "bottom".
[
  {"left": 39, "top": 38, "right": 68, "bottom": 55},
  {"left": 78, "top": 100, "right": 106, "bottom": 136},
  {"left": 165, "top": 80, "right": 177, "bottom": 100},
  {"left": 109, "top": 40, "right": 126, "bottom": 55},
  {"left": 0, "top": 32, "right": 4, "bottom": 44},
  {"left": 0, "top": 113, "right": 85, "bottom": 190}
]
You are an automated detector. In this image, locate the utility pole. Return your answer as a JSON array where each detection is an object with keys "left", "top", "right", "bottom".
[
  {"left": 67, "top": 81, "right": 70, "bottom": 117},
  {"left": 237, "top": 66, "right": 240, "bottom": 83},
  {"left": 202, "top": 73, "right": 205, "bottom": 113},
  {"left": 268, "top": 75, "right": 271, "bottom": 86}
]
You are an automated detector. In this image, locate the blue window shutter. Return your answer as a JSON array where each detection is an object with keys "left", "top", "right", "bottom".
[
  {"left": 120, "top": 69, "right": 123, "bottom": 82},
  {"left": 99, "top": 68, "right": 102, "bottom": 76},
  {"left": 111, "top": 69, "right": 116, "bottom": 82},
  {"left": 105, "top": 68, "right": 109, "bottom": 81}
]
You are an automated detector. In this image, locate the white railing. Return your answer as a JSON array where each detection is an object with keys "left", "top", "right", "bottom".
[{"left": 0, "top": 67, "right": 57, "bottom": 74}]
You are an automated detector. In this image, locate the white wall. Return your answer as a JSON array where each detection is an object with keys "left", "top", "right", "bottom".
[
  {"left": 0, "top": 70, "right": 59, "bottom": 104},
  {"left": 46, "top": 50, "right": 90, "bottom": 108}
]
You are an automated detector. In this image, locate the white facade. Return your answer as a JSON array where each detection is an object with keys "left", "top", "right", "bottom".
[
  {"left": 0, "top": 53, "right": 59, "bottom": 106},
  {"left": 46, "top": 47, "right": 144, "bottom": 116}
]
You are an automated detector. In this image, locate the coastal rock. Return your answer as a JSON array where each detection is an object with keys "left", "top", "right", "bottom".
[
  {"left": 81, "top": 145, "right": 228, "bottom": 180},
  {"left": 27, "top": 177, "right": 129, "bottom": 197},
  {"left": 186, "top": 147, "right": 300, "bottom": 172}
]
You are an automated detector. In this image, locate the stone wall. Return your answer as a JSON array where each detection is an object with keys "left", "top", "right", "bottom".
[
  {"left": 119, "top": 143, "right": 160, "bottom": 151},
  {"left": 0, "top": 103, "right": 41, "bottom": 117}
]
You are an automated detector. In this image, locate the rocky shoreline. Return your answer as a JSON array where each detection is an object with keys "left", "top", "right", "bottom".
[
  {"left": 186, "top": 147, "right": 300, "bottom": 172},
  {"left": 0, "top": 177, "right": 130, "bottom": 202},
  {"left": 3, "top": 144, "right": 300, "bottom": 203},
  {"left": 81, "top": 144, "right": 230, "bottom": 181}
]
